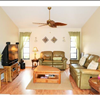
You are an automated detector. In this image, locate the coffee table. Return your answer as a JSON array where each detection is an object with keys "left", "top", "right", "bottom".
[
  {"left": 89, "top": 77, "right": 100, "bottom": 94},
  {"left": 33, "top": 65, "right": 61, "bottom": 84}
]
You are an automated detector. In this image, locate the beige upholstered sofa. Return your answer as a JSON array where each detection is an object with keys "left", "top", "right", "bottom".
[
  {"left": 70, "top": 54, "right": 100, "bottom": 89},
  {"left": 39, "top": 51, "right": 67, "bottom": 70}
]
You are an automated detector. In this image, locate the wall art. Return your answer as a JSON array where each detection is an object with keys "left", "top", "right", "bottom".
[
  {"left": 51, "top": 37, "right": 57, "bottom": 43},
  {"left": 42, "top": 37, "right": 49, "bottom": 43}
]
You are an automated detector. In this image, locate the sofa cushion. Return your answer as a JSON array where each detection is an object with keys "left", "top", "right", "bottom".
[
  {"left": 40, "top": 51, "right": 52, "bottom": 60},
  {"left": 87, "top": 60, "right": 98, "bottom": 70},
  {"left": 84, "top": 55, "right": 94, "bottom": 68},
  {"left": 44, "top": 56, "right": 51, "bottom": 60},
  {"left": 83, "top": 54, "right": 90, "bottom": 58},
  {"left": 53, "top": 60, "right": 63, "bottom": 64},
  {"left": 53, "top": 57, "right": 62, "bottom": 60},
  {"left": 42, "top": 60, "right": 52, "bottom": 64},
  {"left": 70, "top": 64, "right": 85, "bottom": 69},
  {"left": 79, "top": 56, "right": 86, "bottom": 66},
  {"left": 84, "top": 55, "right": 99, "bottom": 68},
  {"left": 53, "top": 51, "right": 65, "bottom": 58}
]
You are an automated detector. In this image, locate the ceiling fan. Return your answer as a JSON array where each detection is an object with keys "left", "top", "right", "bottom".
[{"left": 32, "top": 7, "right": 67, "bottom": 28}]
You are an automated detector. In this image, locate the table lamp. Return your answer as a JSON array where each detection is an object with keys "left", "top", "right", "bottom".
[{"left": 33, "top": 47, "right": 38, "bottom": 59}]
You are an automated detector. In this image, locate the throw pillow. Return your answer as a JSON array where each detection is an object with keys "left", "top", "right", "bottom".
[
  {"left": 79, "top": 56, "right": 86, "bottom": 66},
  {"left": 53, "top": 57, "right": 62, "bottom": 60},
  {"left": 44, "top": 56, "right": 51, "bottom": 60},
  {"left": 87, "top": 60, "right": 98, "bottom": 70}
]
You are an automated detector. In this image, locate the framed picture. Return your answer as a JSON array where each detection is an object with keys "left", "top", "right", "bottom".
[
  {"left": 51, "top": 37, "right": 57, "bottom": 43},
  {"left": 42, "top": 37, "right": 49, "bottom": 43}
]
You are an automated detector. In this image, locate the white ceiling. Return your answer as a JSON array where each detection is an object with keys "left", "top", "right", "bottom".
[{"left": 1, "top": 6, "right": 98, "bottom": 28}]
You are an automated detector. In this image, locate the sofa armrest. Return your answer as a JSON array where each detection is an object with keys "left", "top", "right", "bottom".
[
  {"left": 62, "top": 57, "right": 67, "bottom": 61},
  {"left": 39, "top": 58, "right": 44, "bottom": 65},
  {"left": 80, "top": 69, "right": 100, "bottom": 89},
  {"left": 81, "top": 69, "right": 100, "bottom": 75},
  {"left": 70, "top": 60, "right": 79, "bottom": 64}
]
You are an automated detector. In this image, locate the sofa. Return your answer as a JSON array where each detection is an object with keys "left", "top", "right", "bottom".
[
  {"left": 70, "top": 54, "right": 100, "bottom": 89},
  {"left": 39, "top": 51, "right": 67, "bottom": 70}
]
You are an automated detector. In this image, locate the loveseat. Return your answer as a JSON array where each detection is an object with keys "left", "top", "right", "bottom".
[
  {"left": 70, "top": 54, "right": 100, "bottom": 89},
  {"left": 39, "top": 51, "right": 67, "bottom": 70}
]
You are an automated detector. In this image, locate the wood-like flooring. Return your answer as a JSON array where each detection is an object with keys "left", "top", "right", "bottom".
[{"left": 0, "top": 67, "right": 91, "bottom": 95}]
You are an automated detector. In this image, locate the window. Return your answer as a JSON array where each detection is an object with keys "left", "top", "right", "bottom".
[
  {"left": 70, "top": 36, "right": 77, "bottom": 59},
  {"left": 69, "top": 32, "right": 80, "bottom": 60},
  {"left": 19, "top": 32, "right": 31, "bottom": 61},
  {"left": 23, "top": 37, "right": 30, "bottom": 59}
]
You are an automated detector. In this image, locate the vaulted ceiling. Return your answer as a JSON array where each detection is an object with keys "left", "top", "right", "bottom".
[{"left": 1, "top": 6, "right": 98, "bottom": 28}]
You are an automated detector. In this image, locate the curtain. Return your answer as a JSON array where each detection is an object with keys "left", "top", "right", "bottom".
[
  {"left": 19, "top": 32, "right": 31, "bottom": 61},
  {"left": 69, "top": 32, "right": 80, "bottom": 60}
]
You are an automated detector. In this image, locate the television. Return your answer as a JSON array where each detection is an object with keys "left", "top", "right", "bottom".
[
  {"left": 8, "top": 44, "right": 18, "bottom": 65},
  {"left": 1, "top": 42, "right": 19, "bottom": 66}
]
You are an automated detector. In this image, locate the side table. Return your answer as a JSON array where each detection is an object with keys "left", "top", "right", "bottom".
[
  {"left": 31, "top": 59, "right": 39, "bottom": 69},
  {"left": 89, "top": 77, "right": 100, "bottom": 94},
  {"left": 0, "top": 68, "right": 8, "bottom": 89}
]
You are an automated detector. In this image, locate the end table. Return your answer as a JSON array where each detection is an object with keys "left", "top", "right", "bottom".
[
  {"left": 89, "top": 77, "right": 100, "bottom": 94},
  {"left": 31, "top": 59, "right": 39, "bottom": 69}
]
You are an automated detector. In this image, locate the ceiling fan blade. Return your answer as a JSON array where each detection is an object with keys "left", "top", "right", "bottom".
[
  {"left": 32, "top": 22, "right": 47, "bottom": 24},
  {"left": 39, "top": 24, "right": 48, "bottom": 27},
  {"left": 55, "top": 22, "right": 67, "bottom": 26}
]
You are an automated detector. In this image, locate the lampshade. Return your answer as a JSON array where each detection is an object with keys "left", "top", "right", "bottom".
[{"left": 33, "top": 47, "right": 38, "bottom": 52}]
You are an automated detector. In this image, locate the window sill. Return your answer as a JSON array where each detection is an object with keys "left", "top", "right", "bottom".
[{"left": 23, "top": 58, "right": 30, "bottom": 60}]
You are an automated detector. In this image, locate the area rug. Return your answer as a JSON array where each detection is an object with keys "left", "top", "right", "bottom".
[{"left": 26, "top": 71, "right": 73, "bottom": 90}]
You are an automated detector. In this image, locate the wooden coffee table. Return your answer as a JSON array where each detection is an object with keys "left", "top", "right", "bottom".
[
  {"left": 33, "top": 65, "right": 61, "bottom": 84},
  {"left": 89, "top": 77, "right": 100, "bottom": 94}
]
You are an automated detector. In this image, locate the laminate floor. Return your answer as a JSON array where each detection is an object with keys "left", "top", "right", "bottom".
[{"left": 0, "top": 67, "right": 91, "bottom": 95}]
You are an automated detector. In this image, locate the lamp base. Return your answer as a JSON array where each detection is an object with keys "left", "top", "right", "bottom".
[{"left": 34, "top": 52, "right": 36, "bottom": 59}]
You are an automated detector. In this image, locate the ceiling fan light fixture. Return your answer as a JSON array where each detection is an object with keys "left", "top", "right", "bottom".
[
  {"left": 48, "top": 7, "right": 51, "bottom": 10},
  {"left": 32, "top": 7, "right": 67, "bottom": 28}
]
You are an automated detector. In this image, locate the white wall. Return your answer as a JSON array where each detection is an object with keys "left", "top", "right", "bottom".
[
  {"left": 0, "top": 7, "right": 19, "bottom": 79},
  {"left": 19, "top": 27, "right": 81, "bottom": 67},
  {"left": 0, "top": 7, "right": 19, "bottom": 54},
  {"left": 81, "top": 7, "right": 100, "bottom": 56}
]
